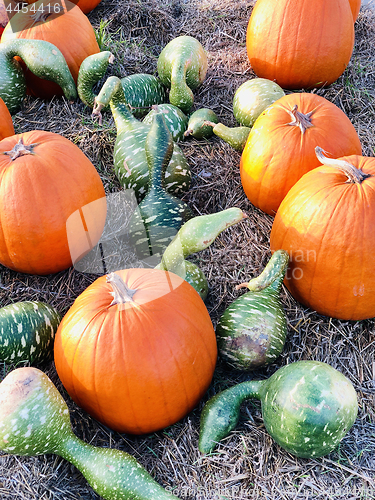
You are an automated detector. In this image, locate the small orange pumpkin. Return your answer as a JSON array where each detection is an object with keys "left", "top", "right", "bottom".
[
  {"left": 54, "top": 269, "right": 218, "bottom": 435},
  {"left": 270, "top": 148, "right": 375, "bottom": 321},
  {"left": 0, "top": 97, "right": 14, "bottom": 140},
  {"left": 0, "top": 130, "right": 106, "bottom": 275},
  {"left": 240, "top": 93, "right": 362, "bottom": 215},
  {"left": 1, "top": 0, "right": 100, "bottom": 98}
]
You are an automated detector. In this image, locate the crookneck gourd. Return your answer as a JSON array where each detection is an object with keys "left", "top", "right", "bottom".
[
  {"left": 157, "top": 35, "right": 208, "bottom": 113},
  {"left": 155, "top": 207, "right": 247, "bottom": 300},
  {"left": 78, "top": 51, "right": 168, "bottom": 115},
  {"left": 207, "top": 121, "right": 251, "bottom": 152},
  {"left": 0, "top": 367, "right": 179, "bottom": 500},
  {"left": 92, "top": 76, "right": 191, "bottom": 201},
  {"left": 184, "top": 108, "right": 219, "bottom": 139},
  {"left": 0, "top": 39, "right": 77, "bottom": 114},
  {"left": 216, "top": 250, "right": 289, "bottom": 370},
  {"left": 128, "top": 108, "right": 193, "bottom": 259},
  {"left": 199, "top": 360, "right": 358, "bottom": 458}
]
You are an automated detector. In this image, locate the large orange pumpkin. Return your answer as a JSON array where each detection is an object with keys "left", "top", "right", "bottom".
[
  {"left": 239, "top": 93, "right": 362, "bottom": 216},
  {"left": 0, "top": 97, "right": 14, "bottom": 140},
  {"left": 0, "top": 130, "right": 106, "bottom": 275},
  {"left": 246, "top": 0, "right": 355, "bottom": 90},
  {"left": 1, "top": 0, "right": 100, "bottom": 98},
  {"left": 270, "top": 148, "right": 375, "bottom": 321},
  {"left": 54, "top": 269, "right": 218, "bottom": 435}
]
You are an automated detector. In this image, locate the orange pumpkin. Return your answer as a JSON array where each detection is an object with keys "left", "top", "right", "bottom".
[
  {"left": 246, "top": 0, "right": 354, "bottom": 90},
  {"left": 1, "top": 0, "right": 100, "bottom": 98},
  {"left": 240, "top": 93, "right": 362, "bottom": 215},
  {"left": 21, "top": 0, "right": 103, "bottom": 14},
  {"left": 348, "top": 0, "right": 361, "bottom": 21},
  {"left": 270, "top": 148, "right": 375, "bottom": 321},
  {"left": 0, "top": 97, "right": 14, "bottom": 140},
  {"left": 0, "top": 130, "right": 106, "bottom": 275},
  {"left": 54, "top": 269, "right": 218, "bottom": 435}
]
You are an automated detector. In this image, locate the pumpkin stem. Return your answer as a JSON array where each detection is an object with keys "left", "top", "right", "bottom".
[
  {"left": 106, "top": 272, "right": 137, "bottom": 305},
  {"left": 315, "top": 147, "right": 370, "bottom": 183},
  {"left": 3, "top": 138, "right": 38, "bottom": 160},
  {"left": 287, "top": 105, "right": 314, "bottom": 134}
]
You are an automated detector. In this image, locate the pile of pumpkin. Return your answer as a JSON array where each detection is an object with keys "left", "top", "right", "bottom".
[{"left": 0, "top": 0, "right": 372, "bottom": 498}]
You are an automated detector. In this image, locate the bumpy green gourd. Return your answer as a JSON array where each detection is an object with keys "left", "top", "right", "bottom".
[
  {"left": 184, "top": 108, "right": 218, "bottom": 139},
  {"left": 0, "top": 301, "right": 61, "bottom": 365},
  {"left": 0, "top": 39, "right": 77, "bottom": 114},
  {"left": 77, "top": 51, "right": 168, "bottom": 115},
  {"left": 199, "top": 360, "right": 358, "bottom": 458},
  {"left": 143, "top": 104, "right": 188, "bottom": 141},
  {"left": 92, "top": 76, "right": 191, "bottom": 200},
  {"left": 155, "top": 207, "right": 247, "bottom": 299},
  {"left": 0, "top": 367, "right": 179, "bottom": 500},
  {"left": 129, "top": 108, "right": 193, "bottom": 259},
  {"left": 205, "top": 121, "right": 251, "bottom": 152},
  {"left": 157, "top": 35, "right": 208, "bottom": 114},
  {"left": 216, "top": 250, "right": 289, "bottom": 370}
]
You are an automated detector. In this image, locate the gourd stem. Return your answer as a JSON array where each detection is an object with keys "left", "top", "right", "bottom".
[
  {"left": 287, "top": 105, "right": 314, "bottom": 134},
  {"left": 106, "top": 272, "right": 137, "bottom": 305},
  {"left": 199, "top": 380, "right": 266, "bottom": 454},
  {"left": 236, "top": 250, "right": 289, "bottom": 293},
  {"left": 315, "top": 146, "right": 370, "bottom": 183}
]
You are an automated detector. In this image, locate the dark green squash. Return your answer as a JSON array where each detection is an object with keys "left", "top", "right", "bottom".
[
  {"left": 199, "top": 360, "right": 358, "bottom": 458},
  {"left": 0, "top": 301, "right": 61, "bottom": 365}
]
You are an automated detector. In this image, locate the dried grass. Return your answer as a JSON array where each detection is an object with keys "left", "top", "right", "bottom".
[{"left": 0, "top": 0, "right": 375, "bottom": 498}]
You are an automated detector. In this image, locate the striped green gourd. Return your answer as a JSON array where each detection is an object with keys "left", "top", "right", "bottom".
[
  {"left": 77, "top": 51, "right": 168, "bottom": 116},
  {"left": 0, "top": 39, "right": 77, "bottom": 114},
  {"left": 0, "top": 366, "right": 179, "bottom": 500},
  {"left": 129, "top": 107, "right": 193, "bottom": 259},
  {"left": 92, "top": 76, "right": 191, "bottom": 201},
  {"left": 184, "top": 108, "right": 219, "bottom": 139},
  {"left": 199, "top": 360, "right": 358, "bottom": 458},
  {"left": 216, "top": 250, "right": 289, "bottom": 370},
  {"left": 0, "top": 301, "right": 61, "bottom": 365},
  {"left": 155, "top": 207, "right": 247, "bottom": 300},
  {"left": 142, "top": 104, "right": 188, "bottom": 142},
  {"left": 157, "top": 35, "right": 208, "bottom": 114}
]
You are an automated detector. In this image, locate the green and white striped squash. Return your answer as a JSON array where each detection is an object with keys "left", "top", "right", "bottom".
[
  {"left": 199, "top": 360, "right": 358, "bottom": 458},
  {"left": 0, "top": 301, "right": 61, "bottom": 365},
  {"left": 142, "top": 103, "right": 188, "bottom": 142}
]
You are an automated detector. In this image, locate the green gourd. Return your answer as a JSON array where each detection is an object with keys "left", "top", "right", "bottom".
[
  {"left": 157, "top": 35, "right": 208, "bottom": 113},
  {"left": 0, "top": 366, "right": 179, "bottom": 500},
  {"left": 216, "top": 250, "right": 289, "bottom": 370},
  {"left": 92, "top": 76, "right": 191, "bottom": 201},
  {"left": 199, "top": 360, "right": 358, "bottom": 458},
  {"left": 129, "top": 107, "right": 193, "bottom": 259},
  {"left": 142, "top": 103, "right": 188, "bottom": 142},
  {"left": 0, "top": 301, "right": 61, "bottom": 365},
  {"left": 184, "top": 108, "right": 219, "bottom": 139},
  {"left": 0, "top": 39, "right": 77, "bottom": 114},
  {"left": 205, "top": 120, "right": 251, "bottom": 152},
  {"left": 155, "top": 207, "right": 247, "bottom": 300},
  {"left": 77, "top": 51, "right": 168, "bottom": 116}
]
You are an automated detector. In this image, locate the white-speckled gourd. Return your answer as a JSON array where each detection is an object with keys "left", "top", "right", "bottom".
[
  {"left": 92, "top": 76, "right": 191, "bottom": 200},
  {"left": 0, "top": 39, "right": 77, "bottom": 114},
  {"left": 199, "top": 361, "right": 358, "bottom": 458},
  {"left": 142, "top": 103, "right": 188, "bottom": 142},
  {"left": 0, "top": 367, "right": 179, "bottom": 499}
]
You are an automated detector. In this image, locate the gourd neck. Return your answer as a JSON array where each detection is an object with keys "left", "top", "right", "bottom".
[
  {"left": 287, "top": 105, "right": 314, "bottom": 134},
  {"left": 78, "top": 51, "right": 114, "bottom": 108},
  {"left": 208, "top": 121, "right": 250, "bottom": 152},
  {"left": 236, "top": 250, "right": 289, "bottom": 294},
  {"left": 315, "top": 147, "right": 370, "bottom": 183},
  {"left": 3, "top": 137, "right": 38, "bottom": 160},
  {"left": 170, "top": 58, "right": 194, "bottom": 113},
  {"left": 106, "top": 272, "right": 137, "bottom": 305}
]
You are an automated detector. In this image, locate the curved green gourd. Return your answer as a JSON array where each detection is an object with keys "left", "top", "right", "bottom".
[
  {"left": 0, "top": 301, "right": 61, "bottom": 365},
  {"left": 0, "top": 39, "right": 77, "bottom": 114},
  {"left": 157, "top": 35, "right": 208, "bottom": 114},
  {"left": 129, "top": 108, "right": 193, "bottom": 259},
  {"left": 206, "top": 121, "right": 251, "bottom": 152},
  {"left": 92, "top": 76, "right": 191, "bottom": 200},
  {"left": 216, "top": 250, "right": 289, "bottom": 370},
  {"left": 184, "top": 108, "right": 218, "bottom": 139},
  {"left": 143, "top": 103, "right": 188, "bottom": 142},
  {"left": 199, "top": 360, "right": 358, "bottom": 458},
  {"left": 0, "top": 367, "right": 179, "bottom": 500},
  {"left": 155, "top": 207, "right": 247, "bottom": 300},
  {"left": 77, "top": 51, "right": 168, "bottom": 115}
]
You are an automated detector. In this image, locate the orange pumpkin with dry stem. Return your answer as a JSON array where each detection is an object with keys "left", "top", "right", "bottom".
[
  {"left": 54, "top": 269, "right": 218, "bottom": 435},
  {"left": 0, "top": 97, "right": 14, "bottom": 140}
]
